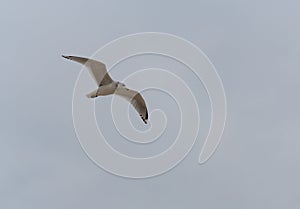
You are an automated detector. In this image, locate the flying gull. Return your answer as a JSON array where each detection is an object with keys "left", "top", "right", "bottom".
[{"left": 62, "top": 55, "right": 148, "bottom": 124}]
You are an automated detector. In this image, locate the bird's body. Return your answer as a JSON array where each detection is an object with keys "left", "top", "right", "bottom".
[
  {"left": 62, "top": 55, "right": 149, "bottom": 124},
  {"left": 86, "top": 82, "right": 119, "bottom": 98}
]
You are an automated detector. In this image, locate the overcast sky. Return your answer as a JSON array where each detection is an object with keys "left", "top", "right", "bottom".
[{"left": 1, "top": 0, "right": 300, "bottom": 208}]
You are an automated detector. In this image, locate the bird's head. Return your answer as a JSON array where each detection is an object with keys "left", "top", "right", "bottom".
[{"left": 117, "top": 82, "right": 126, "bottom": 87}]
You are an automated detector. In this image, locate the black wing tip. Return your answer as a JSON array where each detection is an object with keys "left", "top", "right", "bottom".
[
  {"left": 62, "top": 55, "right": 70, "bottom": 59},
  {"left": 140, "top": 112, "right": 148, "bottom": 124}
]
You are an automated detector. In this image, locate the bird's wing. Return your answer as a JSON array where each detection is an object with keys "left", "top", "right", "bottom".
[
  {"left": 115, "top": 86, "right": 148, "bottom": 124},
  {"left": 62, "top": 55, "right": 113, "bottom": 86}
]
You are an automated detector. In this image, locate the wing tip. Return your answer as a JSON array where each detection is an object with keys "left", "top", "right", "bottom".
[
  {"left": 62, "top": 55, "right": 70, "bottom": 60},
  {"left": 140, "top": 112, "right": 148, "bottom": 124}
]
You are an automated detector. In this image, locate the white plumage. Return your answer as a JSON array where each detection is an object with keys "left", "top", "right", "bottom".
[{"left": 62, "top": 55, "right": 148, "bottom": 124}]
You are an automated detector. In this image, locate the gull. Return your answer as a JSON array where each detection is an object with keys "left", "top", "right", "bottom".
[{"left": 62, "top": 55, "right": 148, "bottom": 124}]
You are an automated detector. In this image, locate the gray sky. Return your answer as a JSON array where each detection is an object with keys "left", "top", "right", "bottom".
[{"left": 1, "top": 0, "right": 300, "bottom": 208}]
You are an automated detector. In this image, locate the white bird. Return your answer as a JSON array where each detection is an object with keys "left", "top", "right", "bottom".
[{"left": 62, "top": 55, "right": 149, "bottom": 124}]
